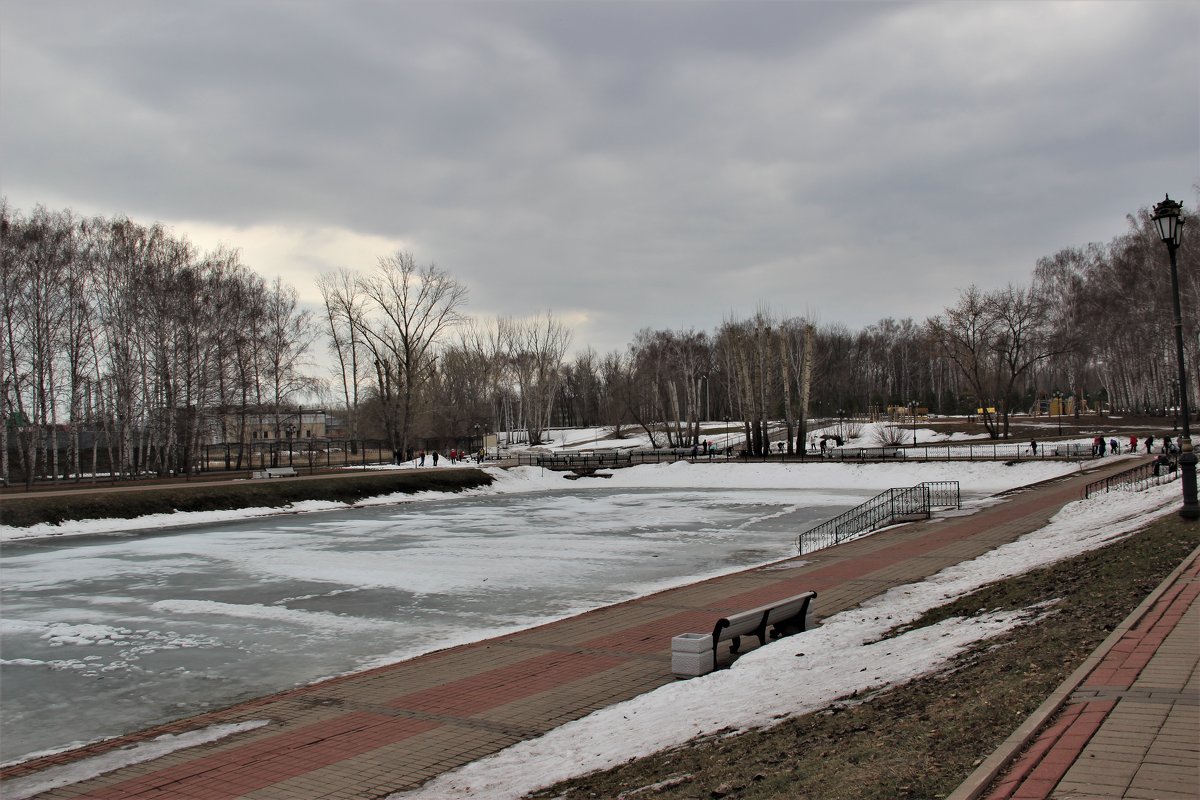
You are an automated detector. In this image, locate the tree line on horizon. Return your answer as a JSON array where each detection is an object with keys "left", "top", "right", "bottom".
[{"left": 1, "top": 197, "right": 1195, "bottom": 485}]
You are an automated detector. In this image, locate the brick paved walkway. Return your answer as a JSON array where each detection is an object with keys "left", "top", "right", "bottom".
[
  {"left": 951, "top": 540, "right": 1200, "bottom": 800},
  {"left": 0, "top": 460, "right": 1175, "bottom": 800}
]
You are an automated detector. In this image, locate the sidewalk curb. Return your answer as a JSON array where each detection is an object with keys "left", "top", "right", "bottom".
[{"left": 946, "top": 539, "right": 1200, "bottom": 800}]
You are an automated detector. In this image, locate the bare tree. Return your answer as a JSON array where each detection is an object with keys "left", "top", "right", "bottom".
[
  {"left": 928, "top": 285, "right": 1059, "bottom": 438},
  {"left": 260, "top": 277, "right": 318, "bottom": 440},
  {"left": 503, "top": 311, "right": 572, "bottom": 445},
  {"left": 316, "top": 268, "right": 369, "bottom": 445},
  {"left": 927, "top": 287, "right": 1004, "bottom": 438},
  {"left": 353, "top": 252, "right": 468, "bottom": 461},
  {"left": 988, "top": 284, "right": 1061, "bottom": 437}
]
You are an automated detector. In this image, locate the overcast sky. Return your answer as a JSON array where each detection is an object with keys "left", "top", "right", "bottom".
[{"left": 3, "top": 1, "right": 1197, "bottom": 357}]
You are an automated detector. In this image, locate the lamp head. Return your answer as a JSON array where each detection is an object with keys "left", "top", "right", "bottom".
[{"left": 1151, "top": 194, "right": 1185, "bottom": 248}]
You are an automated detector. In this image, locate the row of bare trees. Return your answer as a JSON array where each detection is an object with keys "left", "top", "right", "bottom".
[
  {"left": 4, "top": 199, "right": 1195, "bottom": 484},
  {"left": 1, "top": 203, "right": 315, "bottom": 486},
  {"left": 525, "top": 207, "right": 1195, "bottom": 453},
  {"left": 317, "top": 254, "right": 573, "bottom": 461}
]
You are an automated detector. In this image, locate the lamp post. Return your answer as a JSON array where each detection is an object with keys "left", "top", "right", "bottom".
[
  {"left": 724, "top": 416, "right": 730, "bottom": 458},
  {"left": 1171, "top": 379, "right": 1180, "bottom": 431},
  {"left": 910, "top": 400, "right": 918, "bottom": 446},
  {"left": 1151, "top": 194, "right": 1198, "bottom": 520},
  {"left": 1053, "top": 392, "right": 1063, "bottom": 437},
  {"left": 285, "top": 423, "right": 296, "bottom": 466}
]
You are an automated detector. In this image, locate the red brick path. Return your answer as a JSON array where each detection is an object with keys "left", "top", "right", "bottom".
[{"left": 977, "top": 547, "right": 1200, "bottom": 800}]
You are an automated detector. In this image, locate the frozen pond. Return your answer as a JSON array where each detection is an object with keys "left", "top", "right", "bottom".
[{"left": 0, "top": 485, "right": 869, "bottom": 764}]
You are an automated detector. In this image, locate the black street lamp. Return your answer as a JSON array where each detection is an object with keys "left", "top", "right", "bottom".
[
  {"left": 1053, "top": 391, "right": 1063, "bottom": 437},
  {"left": 1171, "top": 379, "right": 1180, "bottom": 431},
  {"left": 1151, "top": 194, "right": 1198, "bottom": 520},
  {"left": 285, "top": 423, "right": 296, "bottom": 466},
  {"left": 910, "top": 400, "right": 918, "bottom": 446}
]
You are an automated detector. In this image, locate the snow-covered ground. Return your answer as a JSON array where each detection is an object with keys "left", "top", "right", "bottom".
[
  {"left": 0, "top": 434, "right": 1168, "bottom": 800},
  {"left": 388, "top": 483, "right": 1180, "bottom": 800}
]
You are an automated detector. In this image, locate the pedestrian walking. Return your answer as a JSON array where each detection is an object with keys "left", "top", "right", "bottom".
[
  {"left": 1099, "top": 438, "right": 1108, "bottom": 456},
  {"left": 1030, "top": 439, "right": 1038, "bottom": 456},
  {"left": 418, "top": 450, "right": 426, "bottom": 467},
  {"left": 432, "top": 451, "right": 439, "bottom": 466},
  {"left": 1145, "top": 435, "right": 1155, "bottom": 454},
  {"left": 1129, "top": 435, "right": 1138, "bottom": 454},
  {"left": 1109, "top": 438, "right": 1119, "bottom": 455}
]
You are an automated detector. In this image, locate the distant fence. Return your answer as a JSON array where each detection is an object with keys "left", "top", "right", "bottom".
[
  {"left": 1083, "top": 459, "right": 1179, "bottom": 499},
  {"left": 199, "top": 439, "right": 399, "bottom": 473},
  {"left": 517, "top": 441, "right": 1104, "bottom": 470},
  {"left": 522, "top": 450, "right": 692, "bottom": 470},
  {"left": 5, "top": 439, "right": 405, "bottom": 488},
  {"left": 797, "top": 481, "right": 961, "bottom": 555},
  {"left": 825, "top": 442, "right": 1096, "bottom": 462}
]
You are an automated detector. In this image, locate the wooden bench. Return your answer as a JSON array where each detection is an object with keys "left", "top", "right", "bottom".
[
  {"left": 711, "top": 591, "right": 817, "bottom": 657},
  {"left": 252, "top": 467, "right": 298, "bottom": 479}
]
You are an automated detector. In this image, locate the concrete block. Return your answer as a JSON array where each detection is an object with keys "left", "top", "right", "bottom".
[
  {"left": 671, "top": 632, "right": 712, "bottom": 653},
  {"left": 671, "top": 633, "right": 714, "bottom": 677}
]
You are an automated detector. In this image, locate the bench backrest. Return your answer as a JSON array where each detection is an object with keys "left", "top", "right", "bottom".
[
  {"left": 712, "top": 609, "right": 768, "bottom": 642},
  {"left": 711, "top": 590, "right": 817, "bottom": 648},
  {"left": 763, "top": 592, "right": 816, "bottom": 630}
]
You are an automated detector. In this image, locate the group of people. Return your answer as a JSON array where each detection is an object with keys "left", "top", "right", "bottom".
[
  {"left": 690, "top": 439, "right": 731, "bottom": 458},
  {"left": 413, "top": 448, "right": 487, "bottom": 467},
  {"left": 1027, "top": 434, "right": 1180, "bottom": 458},
  {"left": 1090, "top": 434, "right": 1180, "bottom": 457}
]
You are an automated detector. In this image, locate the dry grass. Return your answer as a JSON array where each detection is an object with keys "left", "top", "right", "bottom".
[{"left": 527, "top": 514, "right": 1199, "bottom": 800}]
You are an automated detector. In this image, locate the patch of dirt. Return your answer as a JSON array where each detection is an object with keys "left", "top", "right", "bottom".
[{"left": 527, "top": 514, "right": 1199, "bottom": 800}]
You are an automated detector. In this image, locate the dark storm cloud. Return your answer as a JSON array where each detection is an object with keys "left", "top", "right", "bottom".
[{"left": 2, "top": 1, "right": 1197, "bottom": 354}]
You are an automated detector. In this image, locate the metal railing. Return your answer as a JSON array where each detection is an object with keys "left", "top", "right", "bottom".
[
  {"left": 522, "top": 450, "right": 695, "bottom": 469},
  {"left": 1083, "top": 459, "right": 1179, "bottom": 499},
  {"left": 826, "top": 442, "right": 1096, "bottom": 462},
  {"left": 920, "top": 480, "right": 963, "bottom": 508},
  {"left": 515, "top": 443, "right": 1108, "bottom": 469},
  {"left": 797, "top": 481, "right": 960, "bottom": 554}
]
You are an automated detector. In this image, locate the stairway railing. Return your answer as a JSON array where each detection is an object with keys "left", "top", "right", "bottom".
[{"left": 797, "top": 481, "right": 960, "bottom": 554}]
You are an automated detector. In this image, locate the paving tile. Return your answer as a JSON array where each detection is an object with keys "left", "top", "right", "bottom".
[{"left": 974, "top": 537, "right": 1199, "bottom": 800}]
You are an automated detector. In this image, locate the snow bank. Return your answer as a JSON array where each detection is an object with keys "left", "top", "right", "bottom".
[{"left": 390, "top": 483, "right": 1180, "bottom": 799}]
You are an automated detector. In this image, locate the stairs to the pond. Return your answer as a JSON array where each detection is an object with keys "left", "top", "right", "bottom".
[{"left": 796, "top": 481, "right": 961, "bottom": 554}]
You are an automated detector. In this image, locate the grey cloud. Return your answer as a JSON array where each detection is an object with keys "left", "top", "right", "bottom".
[{"left": 2, "top": 0, "right": 1197, "bottom": 354}]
